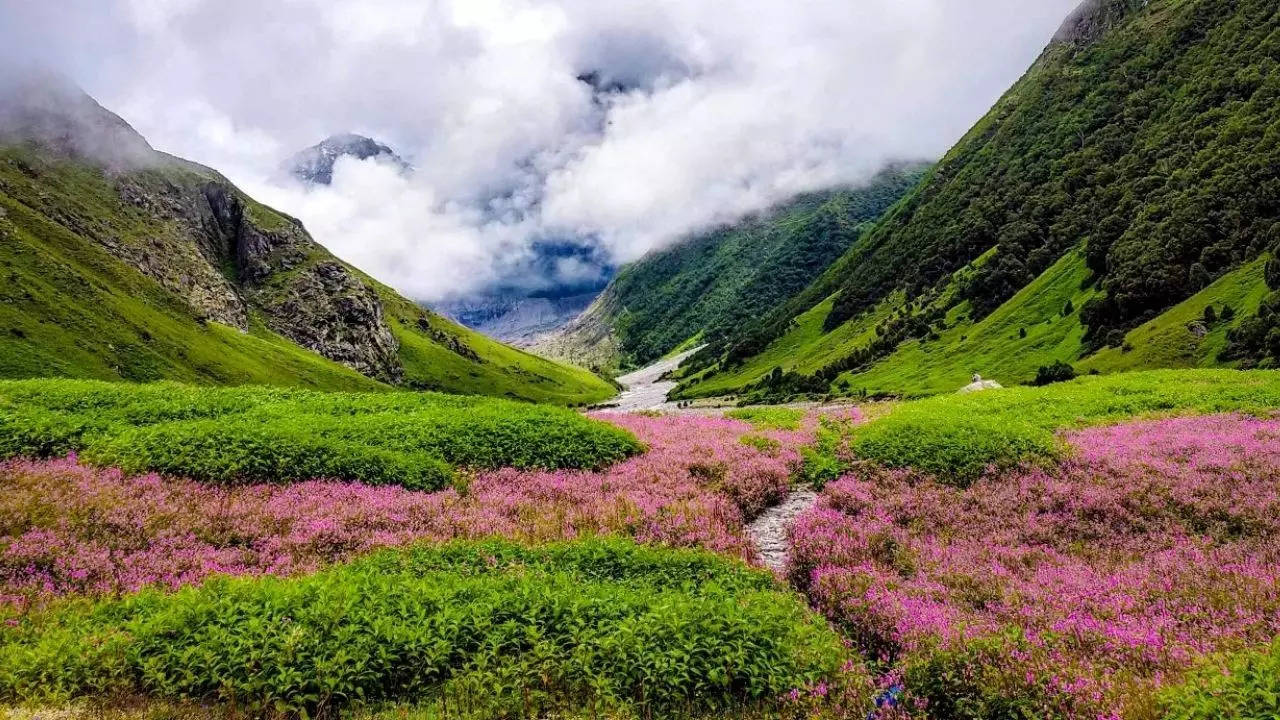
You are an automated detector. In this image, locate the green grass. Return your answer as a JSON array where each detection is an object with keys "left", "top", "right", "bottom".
[
  {"left": 681, "top": 251, "right": 1271, "bottom": 402},
  {"left": 1158, "top": 639, "right": 1280, "bottom": 720},
  {"left": 837, "top": 248, "right": 1099, "bottom": 396},
  {"left": 677, "top": 294, "right": 893, "bottom": 398},
  {"left": 725, "top": 407, "right": 806, "bottom": 430},
  {"left": 0, "top": 539, "right": 856, "bottom": 719},
  {"left": 381, "top": 293, "right": 617, "bottom": 406},
  {"left": 0, "top": 379, "right": 642, "bottom": 488},
  {"left": 1082, "top": 257, "right": 1268, "bottom": 374},
  {"left": 847, "top": 369, "right": 1280, "bottom": 483}
]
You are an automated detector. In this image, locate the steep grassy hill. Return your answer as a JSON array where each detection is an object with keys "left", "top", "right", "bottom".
[
  {"left": 533, "top": 164, "right": 927, "bottom": 372},
  {"left": 679, "top": 0, "right": 1280, "bottom": 400},
  {"left": 0, "top": 80, "right": 615, "bottom": 404}
]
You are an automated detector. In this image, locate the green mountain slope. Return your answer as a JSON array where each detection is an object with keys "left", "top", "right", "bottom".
[
  {"left": 680, "top": 0, "right": 1280, "bottom": 400},
  {"left": 533, "top": 164, "right": 927, "bottom": 372},
  {"left": 0, "top": 81, "right": 615, "bottom": 404}
]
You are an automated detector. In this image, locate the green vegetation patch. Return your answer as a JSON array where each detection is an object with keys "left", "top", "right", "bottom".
[
  {"left": 849, "top": 369, "right": 1280, "bottom": 483},
  {"left": 0, "top": 539, "right": 854, "bottom": 719},
  {"left": 1159, "top": 640, "right": 1280, "bottom": 720},
  {"left": 600, "top": 166, "right": 926, "bottom": 369},
  {"left": 0, "top": 379, "right": 642, "bottom": 489},
  {"left": 725, "top": 407, "right": 806, "bottom": 430}
]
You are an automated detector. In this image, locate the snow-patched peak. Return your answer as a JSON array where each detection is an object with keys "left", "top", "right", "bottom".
[{"left": 285, "top": 133, "right": 409, "bottom": 185}]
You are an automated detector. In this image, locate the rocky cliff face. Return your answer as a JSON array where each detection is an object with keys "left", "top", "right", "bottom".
[
  {"left": 437, "top": 292, "right": 600, "bottom": 347},
  {"left": 198, "top": 184, "right": 403, "bottom": 382},
  {"left": 531, "top": 290, "right": 623, "bottom": 373}
]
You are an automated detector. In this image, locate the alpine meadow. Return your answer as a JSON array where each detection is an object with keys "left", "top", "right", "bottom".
[{"left": 2, "top": 0, "right": 1280, "bottom": 719}]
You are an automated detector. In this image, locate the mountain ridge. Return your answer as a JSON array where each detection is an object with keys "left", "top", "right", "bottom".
[
  {"left": 674, "top": 0, "right": 1280, "bottom": 400},
  {"left": 0, "top": 78, "right": 615, "bottom": 403},
  {"left": 533, "top": 163, "right": 930, "bottom": 372}
]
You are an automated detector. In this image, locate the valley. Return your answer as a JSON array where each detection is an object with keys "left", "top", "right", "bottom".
[{"left": 2, "top": 0, "right": 1279, "bottom": 718}]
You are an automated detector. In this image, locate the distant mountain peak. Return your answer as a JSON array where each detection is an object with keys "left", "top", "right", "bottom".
[{"left": 286, "top": 133, "right": 409, "bottom": 185}]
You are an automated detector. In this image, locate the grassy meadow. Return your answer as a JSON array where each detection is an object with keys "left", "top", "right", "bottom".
[
  {"left": 0, "top": 379, "right": 641, "bottom": 489},
  {"left": 2, "top": 371, "right": 1280, "bottom": 719}
]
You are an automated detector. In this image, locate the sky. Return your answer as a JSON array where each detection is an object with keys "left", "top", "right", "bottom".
[{"left": 0, "top": 0, "right": 1082, "bottom": 304}]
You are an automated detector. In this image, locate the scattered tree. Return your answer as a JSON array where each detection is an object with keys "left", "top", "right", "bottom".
[{"left": 1033, "top": 361, "right": 1077, "bottom": 386}]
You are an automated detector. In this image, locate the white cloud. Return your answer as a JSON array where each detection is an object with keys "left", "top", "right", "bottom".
[{"left": 0, "top": 0, "right": 1083, "bottom": 302}]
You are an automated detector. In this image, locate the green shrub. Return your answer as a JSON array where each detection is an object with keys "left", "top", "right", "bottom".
[
  {"left": 0, "top": 379, "right": 644, "bottom": 487},
  {"left": 0, "top": 539, "right": 856, "bottom": 718},
  {"left": 82, "top": 421, "right": 455, "bottom": 490},
  {"left": 1032, "top": 360, "right": 1077, "bottom": 386},
  {"left": 1159, "top": 640, "right": 1280, "bottom": 720},
  {"left": 796, "top": 417, "right": 857, "bottom": 489}
]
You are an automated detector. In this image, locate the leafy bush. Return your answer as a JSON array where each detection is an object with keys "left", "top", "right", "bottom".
[
  {"left": 850, "top": 369, "right": 1280, "bottom": 482},
  {"left": 1160, "top": 641, "right": 1280, "bottom": 720},
  {"left": 0, "top": 379, "right": 643, "bottom": 487},
  {"left": 0, "top": 539, "right": 858, "bottom": 718},
  {"left": 1032, "top": 360, "right": 1077, "bottom": 386}
]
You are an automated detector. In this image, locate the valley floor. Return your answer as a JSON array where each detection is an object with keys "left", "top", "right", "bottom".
[{"left": 3, "top": 370, "right": 1280, "bottom": 719}]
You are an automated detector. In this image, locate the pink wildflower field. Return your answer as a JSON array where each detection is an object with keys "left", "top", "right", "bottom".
[
  {"left": 790, "top": 414, "right": 1280, "bottom": 718},
  {"left": 0, "top": 411, "right": 844, "bottom": 612}
]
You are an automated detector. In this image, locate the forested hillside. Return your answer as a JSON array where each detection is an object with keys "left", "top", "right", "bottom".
[
  {"left": 534, "top": 164, "right": 927, "bottom": 371},
  {"left": 0, "top": 80, "right": 616, "bottom": 404},
  {"left": 678, "top": 0, "right": 1280, "bottom": 399}
]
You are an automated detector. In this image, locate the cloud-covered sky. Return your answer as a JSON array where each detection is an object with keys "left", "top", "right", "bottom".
[{"left": 1, "top": 0, "right": 1081, "bottom": 303}]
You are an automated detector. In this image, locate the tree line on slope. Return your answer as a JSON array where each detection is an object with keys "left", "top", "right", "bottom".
[{"left": 701, "top": 0, "right": 1279, "bottom": 385}]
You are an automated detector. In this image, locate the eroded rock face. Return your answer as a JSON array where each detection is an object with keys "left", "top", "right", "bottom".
[
  {"left": 196, "top": 184, "right": 403, "bottom": 383},
  {"left": 257, "top": 261, "right": 403, "bottom": 383}
]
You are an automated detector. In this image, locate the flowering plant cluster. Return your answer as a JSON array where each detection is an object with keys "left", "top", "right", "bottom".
[
  {"left": 790, "top": 414, "right": 1280, "bottom": 718},
  {"left": 0, "top": 410, "right": 834, "bottom": 612}
]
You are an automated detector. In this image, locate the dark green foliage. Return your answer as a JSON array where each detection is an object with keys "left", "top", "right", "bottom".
[
  {"left": 0, "top": 379, "right": 643, "bottom": 487},
  {"left": 1223, "top": 292, "right": 1280, "bottom": 365},
  {"left": 1204, "top": 305, "right": 1219, "bottom": 324},
  {"left": 715, "top": 0, "right": 1280, "bottom": 373},
  {"left": 1032, "top": 361, "right": 1077, "bottom": 386},
  {"left": 1159, "top": 640, "right": 1280, "bottom": 720},
  {"left": 0, "top": 539, "right": 855, "bottom": 718},
  {"left": 604, "top": 166, "right": 926, "bottom": 367}
]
